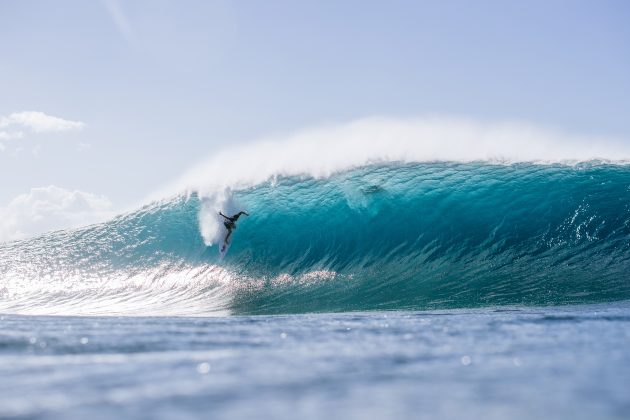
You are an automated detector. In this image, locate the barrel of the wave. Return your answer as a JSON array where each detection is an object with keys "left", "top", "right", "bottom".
[{"left": 219, "top": 162, "right": 630, "bottom": 314}]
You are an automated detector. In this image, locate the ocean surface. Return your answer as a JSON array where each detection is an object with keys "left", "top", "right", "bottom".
[
  {"left": 1, "top": 162, "right": 630, "bottom": 419},
  {"left": 1, "top": 304, "right": 629, "bottom": 419}
]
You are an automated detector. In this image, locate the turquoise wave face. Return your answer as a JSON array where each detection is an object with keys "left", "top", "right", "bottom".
[{"left": 1, "top": 162, "right": 630, "bottom": 315}]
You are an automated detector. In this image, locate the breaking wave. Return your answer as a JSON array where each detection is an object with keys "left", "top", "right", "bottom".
[{"left": 2, "top": 161, "right": 630, "bottom": 316}]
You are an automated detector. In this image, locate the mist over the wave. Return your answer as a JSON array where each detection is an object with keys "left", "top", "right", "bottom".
[{"left": 161, "top": 116, "right": 630, "bottom": 200}]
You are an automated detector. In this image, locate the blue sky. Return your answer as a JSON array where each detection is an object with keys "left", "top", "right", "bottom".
[{"left": 1, "top": 0, "right": 629, "bottom": 240}]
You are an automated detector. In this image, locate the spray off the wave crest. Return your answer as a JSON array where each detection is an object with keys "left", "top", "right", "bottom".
[{"left": 167, "top": 116, "right": 629, "bottom": 198}]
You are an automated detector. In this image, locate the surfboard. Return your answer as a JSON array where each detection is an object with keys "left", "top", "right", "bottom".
[{"left": 219, "top": 235, "right": 231, "bottom": 258}]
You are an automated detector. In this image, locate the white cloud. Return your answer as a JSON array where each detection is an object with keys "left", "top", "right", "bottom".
[
  {"left": 0, "top": 186, "right": 113, "bottom": 243},
  {"left": 0, "top": 111, "right": 85, "bottom": 150},
  {"left": 0, "top": 111, "right": 85, "bottom": 133}
]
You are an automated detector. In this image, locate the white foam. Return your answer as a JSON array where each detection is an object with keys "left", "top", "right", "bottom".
[
  {"left": 162, "top": 116, "right": 630, "bottom": 199},
  {"left": 0, "top": 263, "right": 235, "bottom": 317}
]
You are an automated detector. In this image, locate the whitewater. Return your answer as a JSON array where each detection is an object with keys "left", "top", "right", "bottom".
[{"left": 1, "top": 117, "right": 629, "bottom": 419}]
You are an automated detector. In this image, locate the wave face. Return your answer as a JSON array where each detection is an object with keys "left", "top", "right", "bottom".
[{"left": 1, "top": 162, "right": 630, "bottom": 316}]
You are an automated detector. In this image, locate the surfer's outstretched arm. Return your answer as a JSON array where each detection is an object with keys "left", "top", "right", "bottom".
[{"left": 218, "top": 212, "right": 230, "bottom": 221}]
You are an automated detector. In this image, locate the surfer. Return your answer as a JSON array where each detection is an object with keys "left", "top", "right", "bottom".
[{"left": 219, "top": 211, "right": 249, "bottom": 245}]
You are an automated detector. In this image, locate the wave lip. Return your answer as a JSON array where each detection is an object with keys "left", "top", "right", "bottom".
[
  {"left": 2, "top": 161, "right": 630, "bottom": 316},
  {"left": 163, "top": 117, "right": 630, "bottom": 200}
]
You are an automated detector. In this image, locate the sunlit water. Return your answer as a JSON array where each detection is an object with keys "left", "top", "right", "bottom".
[{"left": 1, "top": 302, "right": 629, "bottom": 420}]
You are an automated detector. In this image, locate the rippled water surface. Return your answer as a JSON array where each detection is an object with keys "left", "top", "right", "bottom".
[{"left": 1, "top": 302, "right": 629, "bottom": 419}]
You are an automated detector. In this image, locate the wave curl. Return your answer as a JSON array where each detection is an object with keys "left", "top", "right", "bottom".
[{"left": 1, "top": 162, "right": 630, "bottom": 315}]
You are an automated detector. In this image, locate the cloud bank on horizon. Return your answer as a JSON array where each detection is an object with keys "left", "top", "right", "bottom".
[{"left": 0, "top": 186, "right": 113, "bottom": 243}]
